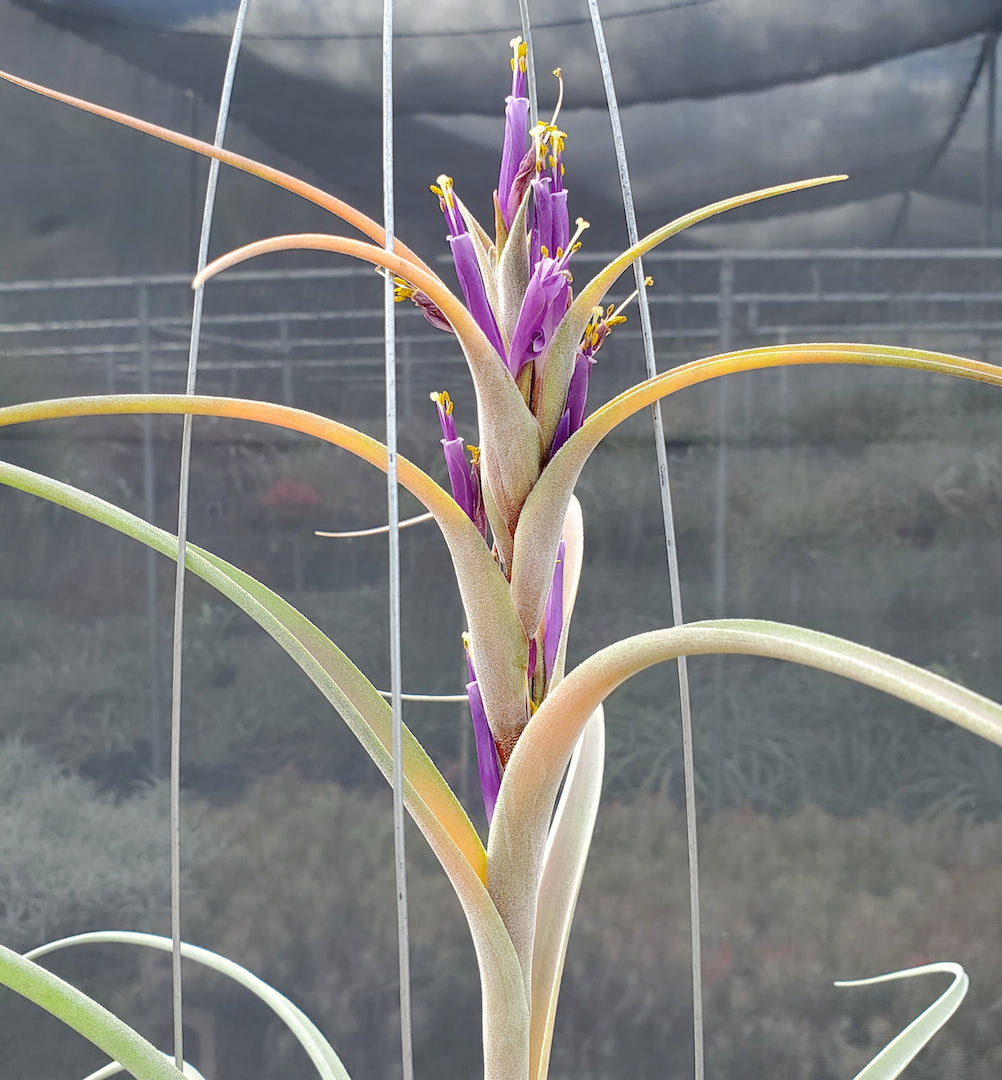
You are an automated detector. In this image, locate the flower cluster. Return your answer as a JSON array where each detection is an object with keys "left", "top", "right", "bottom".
[{"left": 402, "top": 39, "right": 638, "bottom": 819}]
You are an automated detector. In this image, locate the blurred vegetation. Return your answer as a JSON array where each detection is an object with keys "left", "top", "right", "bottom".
[
  {"left": 3, "top": 322, "right": 1002, "bottom": 1077},
  {"left": 14, "top": 777, "right": 1000, "bottom": 1079}
]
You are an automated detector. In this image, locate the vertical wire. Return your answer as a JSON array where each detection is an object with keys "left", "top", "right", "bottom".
[
  {"left": 168, "top": 0, "right": 251, "bottom": 1069},
  {"left": 585, "top": 4, "right": 704, "bottom": 1079},
  {"left": 382, "top": 2, "right": 415, "bottom": 1078},
  {"left": 984, "top": 29, "right": 999, "bottom": 246},
  {"left": 518, "top": 0, "right": 539, "bottom": 127}
]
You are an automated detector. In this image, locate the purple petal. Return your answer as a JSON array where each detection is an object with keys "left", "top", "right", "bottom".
[
  {"left": 468, "top": 453, "right": 487, "bottom": 539},
  {"left": 530, "top": 176, "right": 553, "bottom": 269},
  {"left": 508, "top": 258, "right": 569, "bottom": 377},
  {"left": 506, "top": 148, "right": 536, "bottom": 227},
  {"left": 565, "top": 349, "right": 594, "bottom": 433},
  {"left": 527, "top": 637, "right": 537, "bottom": 683},
  {"left": 432, "top": 392, "right": 458, "bottom": 442},
  {"left": 447, "top": 232, "right": 506, "bottom": 361},
  {"left": 543, "top": 540, "right": 566, "bottom": 682},
  {"left": 551, "top": 190, "right": 569, "bottom": 257},
  {"left": 442, "top": 436, "right": 475, "bottom": 520},
  {"left": 498, "top": 96, "right": 530, "bottom": 230},
  {"left": 466, "top": 676, "right": 501, "bottom": 823}
]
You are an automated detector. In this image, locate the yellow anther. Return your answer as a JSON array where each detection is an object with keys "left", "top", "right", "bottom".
[
  {"left": 467, "top": 445, "right": 481, "bottom": 464},
  {"left": 432, "top": 175, "right": 455, "bottom": 208},
  {"left": 462, "top": 631, "right": 471, "bottom": 652},
  {"left": 529, "top": 699, "right": 539, "bottom": 715},
  {"left": 644, "top": 275, "right": 654, "bottom": 287},
  {"left": 393, "top": 273, "right": 416, "bottom": 302},
  {"left": 430, "top": 390, "right": 454, "bottom": 414},
  {"left": 539, "top": 244, "right": 549, "bottom": 258}
]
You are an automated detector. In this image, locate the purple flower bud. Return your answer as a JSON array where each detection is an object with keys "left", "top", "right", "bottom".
[
  {"left": 442, "top": 435, "right": 476, "bottom": 520},
  {"left": 549, "top": 408, "right": 572, "bottom": 460},
  {"left": 468, "top": 447, "right": 487, "bottom": 540},
  {"left": 465, "top": 649, "right": 501, "bottom": 824},
  {"left": 565, "top": 348, "right": 594, "bottom": 433},
  {"left": 394, "top": 278, "right": 454, "bottom": 333}
]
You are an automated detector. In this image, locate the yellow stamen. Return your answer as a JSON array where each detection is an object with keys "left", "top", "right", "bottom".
[
  {"left": 608, "top": 276, "right": 653, "bottom": 322},
  {"left": 509, "top": 36, "right": 527, "bottom": 74},
  {"left": 430, "top": 390, "right": 454, "bottom": 415},
  {"left": 467, "top": 445, "right": 481, "bottom": 464},
  {"left": 549, "top": 68, "right": 564, "bottom": 127},
  {"left": 568, "top": 217, "right": 590, "bottom": 249}
]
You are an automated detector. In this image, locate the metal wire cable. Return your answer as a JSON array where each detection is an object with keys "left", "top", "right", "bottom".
[
  {"left": 887, "top": 28, "right": 994, "bottom": 243},
  {"left": 586, "top": 3, "right": 704, "bottom": 1078},
  {"left": 167, "top": 0, "right": 250, "bottom": 1070},
  {"left": 383, "top": 2, "right": 415, "bottom": 1078},
  {"left": 518, "top": 0, "right": 540, "bottom": 129}
]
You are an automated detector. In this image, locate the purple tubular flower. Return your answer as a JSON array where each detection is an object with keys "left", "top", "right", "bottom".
[
  {"left": 433, "top": 175, "right": 507, "bottom": 361},
  {"left": 498, "top": 37, "right": 530, "bottom": 229},
  {"left": 431, "top": 392, "right": 488, "bottom": 539},
  {"left": 499, "top": 98, "right": 530, "bottom": 229},
  {"left": 507, "top": 256, "right": 570, "bottom": 378},
  {"left": 448, "top": 232, "right": 507, "bottom": 360},
  {"left": 542, "top": 540, "right": 566, "bottom": 682},
  {"left": 465, "top": 648, "right": 501, "bottom": 823}
]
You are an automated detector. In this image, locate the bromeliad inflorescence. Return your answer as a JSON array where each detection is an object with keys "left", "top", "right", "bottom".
[{"left": 412, "top": 41, "right": 641, "bottom": 817}]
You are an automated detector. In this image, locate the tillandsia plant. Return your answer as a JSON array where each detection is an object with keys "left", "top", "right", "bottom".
[{"left": 2, "top": 33, "right": 1002, "bottom": 1080}]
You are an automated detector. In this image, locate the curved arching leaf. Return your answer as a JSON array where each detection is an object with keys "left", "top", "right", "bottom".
[
  {"left": 81, "top": 1055, "right": 206, "bottom": 1080},
  {"left": 510, "top": 343, "right": 1002, "bottom": 653},
  {"left": 0, "top": 68, "right": 438, "bottom": 280},
  {"left": 836, "top": 962, "right": 968, "bottom": 1080},
  {"left": 0, "top": 392, "right": 529, "bottom": 778},
  {"left": 487, "top": 619, "right": 1002, "bottom": 984},
  {"left": 27, "top": 932, "right": 350, "bottom": 1080},
  {"left": 535, "top": 175, "right": 846, "bottom": 449},
  {"left": 0, "top": 941, "right": 186, "bottom": 1080}
]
